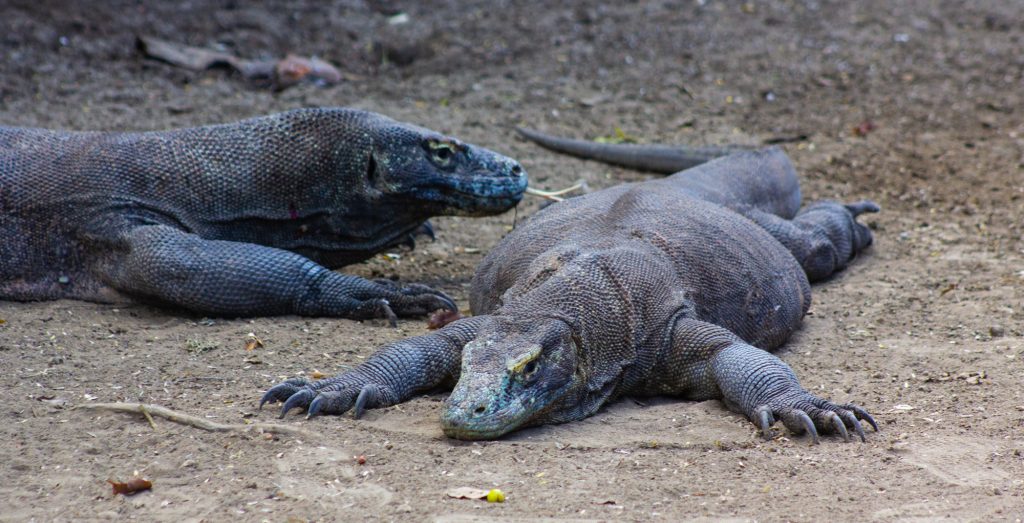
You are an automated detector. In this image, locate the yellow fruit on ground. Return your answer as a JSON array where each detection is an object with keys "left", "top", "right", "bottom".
[{"left": 486, "top": 489, "right": 505, "bottom": 503}]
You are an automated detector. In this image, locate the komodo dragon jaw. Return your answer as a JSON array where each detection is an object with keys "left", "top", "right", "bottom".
[
  {"left": 368, "top": 119, "right": 527, "bottom": 216},
  {"left": 440, "top": 318, "right": 582, "bottom": 440}
]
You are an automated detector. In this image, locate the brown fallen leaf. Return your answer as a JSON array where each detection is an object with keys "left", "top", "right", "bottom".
[
  {"left": 137, "top": 36, "right": 342, "bottom": 90},
  {"left": 428, "top": 309, "right": 464, "bottom": 330},
  {"left": 108, "top": 477, "right": 153, "bottom": 496},
  {"left": 310, "top": 370, "right": 327, "bottom": 379},
  {"left": 244, "top": 333, "right": 264, "bottom": 351},
  {"left": 275, "top": 54, "right": 341, "bottom": 87},
  {"left": 446, "top": 487, "right": 489, "bottom": 500}
]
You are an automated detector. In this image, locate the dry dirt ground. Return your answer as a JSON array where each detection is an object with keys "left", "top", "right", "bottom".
[{"left": 2, "top": 1, "right": 1023, "bottom": 521}]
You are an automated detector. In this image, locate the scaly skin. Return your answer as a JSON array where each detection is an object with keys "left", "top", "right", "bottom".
[
  {"left": 263, "top": 145, "right": 879, "bottom": 443},
  {"left": 0, "top": 108, "right": 526, "bottom": 321}
]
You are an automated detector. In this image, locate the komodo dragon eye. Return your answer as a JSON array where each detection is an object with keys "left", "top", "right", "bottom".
[
  {"left": 426, "top": 139, "right": 459, "bottom": 168},
  {"left": 508, "top": 345, "right": 542, "bottom": 382},
  {"left": 522, "top": 360, "right": 538, "bottom": 377}
]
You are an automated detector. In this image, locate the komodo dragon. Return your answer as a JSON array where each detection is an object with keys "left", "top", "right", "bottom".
[
  {"left": 261, "top": 137, "right": 879, "bottom": 443},
  {"left": 0, "top": 108, "right": 526, "bottom": 322}
]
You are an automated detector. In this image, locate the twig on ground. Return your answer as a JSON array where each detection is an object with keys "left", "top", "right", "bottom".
[
  {"left": 77, "top": 402, "right": 318, "bottom": 438},
  {"left": 138, "top": 404, "right": 158, "bottom": 430}
]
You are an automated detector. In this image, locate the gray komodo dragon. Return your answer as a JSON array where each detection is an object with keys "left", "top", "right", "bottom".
[
  {"left": 0, "top": 108, "right": 526, "bottom": 322},
  {"left": 262, "top": 131, "right": 880, "bottom": 443}
]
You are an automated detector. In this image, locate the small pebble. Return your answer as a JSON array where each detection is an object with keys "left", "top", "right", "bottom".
[{"left": 989, "top": 325, "right": 1005, "bottom": 337}]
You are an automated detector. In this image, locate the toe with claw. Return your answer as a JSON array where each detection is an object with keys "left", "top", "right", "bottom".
[{"left": 753, "top": 395, "right": 878, "bottom": 444}]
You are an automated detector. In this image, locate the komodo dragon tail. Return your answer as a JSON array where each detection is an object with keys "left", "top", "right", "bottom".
[{"left": 516, "top": 127, "right": 749, "bottom": 174}]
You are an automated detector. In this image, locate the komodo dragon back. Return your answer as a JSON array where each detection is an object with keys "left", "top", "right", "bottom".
[
  {"left": 263, "top": 136, "right": 880, "bottom": 445},
  {"left": 0, "top": 108, "right": 526, "bottom": 322}
]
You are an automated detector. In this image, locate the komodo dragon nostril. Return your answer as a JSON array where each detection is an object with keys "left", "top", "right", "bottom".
[{"left": 473, "top": 404, "right": 487, "bottom": 416}]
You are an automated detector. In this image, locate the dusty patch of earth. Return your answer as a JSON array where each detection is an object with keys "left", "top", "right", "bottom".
[{"left": 2, "top": 1, "right": 1023, "bottom": 520}]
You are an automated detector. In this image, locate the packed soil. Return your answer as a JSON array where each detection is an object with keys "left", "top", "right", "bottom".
[{"left": 2, "top": 1, "right": 1023, "bottom": 521}]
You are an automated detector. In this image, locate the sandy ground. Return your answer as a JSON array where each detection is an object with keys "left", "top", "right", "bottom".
[{"left": 2, "top": 0, "right": 1023, "bottom": 521}]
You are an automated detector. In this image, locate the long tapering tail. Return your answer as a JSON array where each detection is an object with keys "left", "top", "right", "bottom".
[{"left": 516, "top": 127, "right": 750, "bottom": 174}]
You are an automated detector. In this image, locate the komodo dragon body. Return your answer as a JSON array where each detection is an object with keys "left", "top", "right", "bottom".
[
  {"left": 0, "top": 108, "right": 526, "bottom": 321},
  {"left": 262, "top": 141, "right": 879, "bottom": 442}
]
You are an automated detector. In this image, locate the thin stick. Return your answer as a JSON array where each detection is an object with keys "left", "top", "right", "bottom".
[
  {"left": 525, "top": 182, "right": 585, "bottom": 202},
  {"left": 139, "top": 404, "right": 158, "bottom": 430},
  {"left": 77, "top": 402, "right": 319, "bottom": 439}
]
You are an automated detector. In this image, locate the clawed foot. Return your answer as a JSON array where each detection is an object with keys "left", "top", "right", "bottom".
[
  {"left": 752, "top": 395, "right": 878, "bottom": 444},
  {"left": 361, "top": 279, "right": 456, "bottom": 326},
  {"left": 259, "top": 373, "right": 399, "bottom": 419}
]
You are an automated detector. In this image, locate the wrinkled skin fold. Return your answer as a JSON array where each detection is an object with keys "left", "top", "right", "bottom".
[{"left": 263, "top": 145, "right": 879, "bottom": 443}]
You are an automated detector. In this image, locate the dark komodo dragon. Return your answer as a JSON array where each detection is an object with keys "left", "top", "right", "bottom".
[
  {"left": 262, "top": 142, "right": 879, "bottom": 442},
  {"left": 0, "top": 108, "right": 526, "bottom": 321}
]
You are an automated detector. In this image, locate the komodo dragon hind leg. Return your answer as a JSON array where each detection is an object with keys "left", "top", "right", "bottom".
[
  {"left": 96, "top": 224, "right": 455, "bottom": 322},
  {"left": 260, "top": 316, "right": 487, "bottom": 418},
  {"left": 736, "top": 199, "right": 879, "bottom": 282},
  {"left": 665, "top": 318, "right": 878, "bottom": 443}
]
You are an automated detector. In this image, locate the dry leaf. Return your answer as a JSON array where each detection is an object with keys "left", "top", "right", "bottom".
[
  {"left": 138, "top": 36, "right": 342, "bottom": 90},
  {"left": 428, "top": 309, "right": 464, "bottom": 330},
  {"left": 310, "top": 370, "right": 327, "bottom": 379},
  {"left": 244, "top": 333, "right": 264, "bottom": 351},
  {"left": 445, "top": 487, "right": 489, "bottom": 500},
  {"left": 108, "top": 477, "right": 153, "bottom": 495}
]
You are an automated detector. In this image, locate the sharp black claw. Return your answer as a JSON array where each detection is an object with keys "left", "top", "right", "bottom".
[
  {"left": 848, "top": 404, "right": 879, "bottom": 432},
  {"left": 756, "top": 406, "right": 774, "bottom": 440},
  {"left": 307, "top": 395, "right": 323, "bottom": 418},
  {"left": 354, "top": 385, "right": 377, "bottom": 419},
  {"left": 402, "top": 234, "right": 416, "bottom": 250},
  {"left": 259, "top": 390, "right": 275, "bottom": 410},
  {"left": 862, "top": 412, "right": 879, "bottom": 433},
  {"left": 375, "top": 299, "right": 398, "bottom": 327},
  {"left": 853, "top": 419, "right": 866, "bottom": 442},
  {"left": 829, "top": 412, "right": 850, "bottom": 442},
  {"left": 846, "top": 200, "right": 880, "bottom": 216},
  {"left": 838, "top": 409, "right": 866, "bottom": 442},
  {"left": 795, "top": 410, "right": 819, "bottom": 444},
  {"left": 438, "top": 294, "right": 457, "bottom": 311},
  {"left": 279, "top": 389, "right": 314, "bottom": 418}
]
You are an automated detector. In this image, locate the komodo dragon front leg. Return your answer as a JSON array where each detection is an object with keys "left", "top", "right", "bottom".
[
  {"left": 95, "top": 224, "right": 455, "bottom": 323},
  {"left": 260, "top": 316, "right": 487, "bottom": 415},
  {"left": 656, "top": 318, "right": 877, "bottom": 443}
]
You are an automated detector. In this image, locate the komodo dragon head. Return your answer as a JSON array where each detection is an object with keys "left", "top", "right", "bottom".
[
  {"left": 440, "top": 316, "right": 585, "bottom": 439},
  {"left": 357, "top": 112, "right": 528, "bottom": 216}
]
